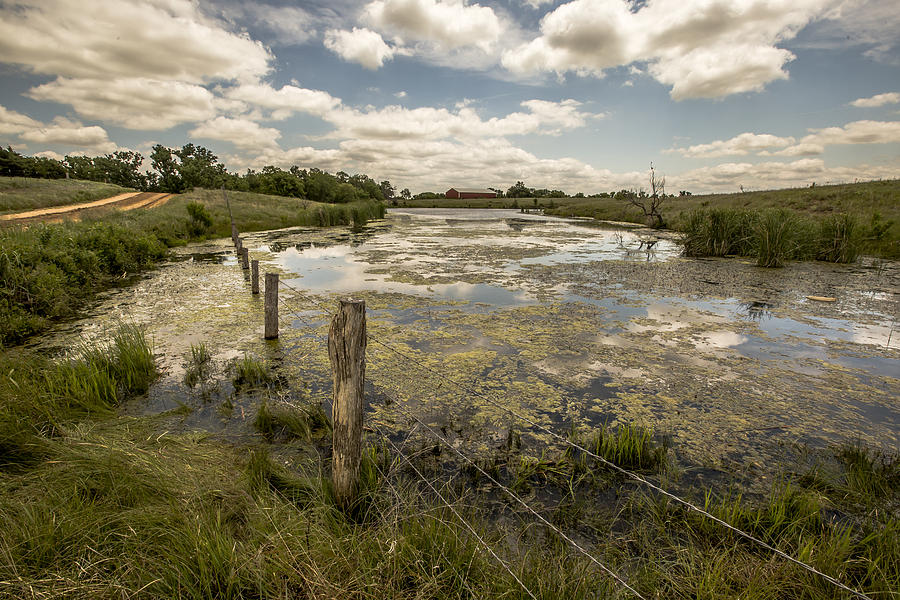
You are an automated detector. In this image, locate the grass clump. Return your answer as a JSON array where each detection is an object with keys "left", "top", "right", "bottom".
[
  {"left": 183, "top": 342, "right": 213, "bottom": 388},
  {"left": 816, "top": 213, "right": 861, "bottom": 263},
  {"left": 583, "top": 423, "right": 668, "bottom": 471},
  {"left": 253, "top": 400, "right": 330, "bottom": 441},
  {"left": 231, "top": 353, "right": 273, "bottom": 390}
]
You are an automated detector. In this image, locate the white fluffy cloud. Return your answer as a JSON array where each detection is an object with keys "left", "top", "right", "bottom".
[
  {"left": 674, "top": 158, "right": 900, "bottom": 191},
  {"left": 324, "top": 28, "right": 397, "bottom": 69},
  {"left": 670, "top": 133, "right": 796, "bottom": 158},
  {"left": 224, "top": 84, "right": 341, "bottom": 120},
  {"left": 0, "top": 105, "right": 42, "bottom": 135},
  {"left": 322, "top": 99, "right": 602, "bottom": 141},
  {"left": 364, "top": 0, "right": 503, "bottom": 53},
  {"left": 850, "top": 92, "right": 900, "bottom": 108},
  {"left": 503, "top": 0, "right": 831, "bottom": 99},
  {"left": 801, "top": 120, "right": 900, "bottom": 146},
  {"left": 0, "top": 0, "right": 271, "bottom": 84},
  {"left": 190, "top": 117, "right": 282, "bottom": 150},
  {"left": 26, "top": 78, "right": 219, "bottom": 130},
  {"left": 18, "top": 117, "right": 117, "bottom": 154}
]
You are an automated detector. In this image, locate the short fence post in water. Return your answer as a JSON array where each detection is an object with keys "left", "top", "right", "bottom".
[
  {"left": 240, "top": 247, "right": 249, "bottom": 270},
  {"left": 251, "top": 260, "right": 259, "bottom": 294},
  {"left": 264, "top": 273, "right": 279, "bottom": 339},
  {"left": 328, "top": 299, "right": 366, "bottom": 511},
  {"left": 235, "top": 236, "right": 242, "bottom": 252},
  {"left": 231, "top": 224, "right": 238, "bottom": 245}
]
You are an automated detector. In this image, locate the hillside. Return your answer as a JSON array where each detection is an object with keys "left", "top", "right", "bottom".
[{"left": 0, "top": 177, "right": 131, "bottom": 213}]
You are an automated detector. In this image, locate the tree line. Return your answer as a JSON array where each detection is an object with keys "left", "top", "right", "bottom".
[{"left": 0, "top": 145, "right": 393, "bottom": 204}]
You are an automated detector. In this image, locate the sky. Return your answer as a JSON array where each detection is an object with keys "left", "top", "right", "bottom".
[{"left": 1, "top": 0, "right": 899, "bottom": 195}]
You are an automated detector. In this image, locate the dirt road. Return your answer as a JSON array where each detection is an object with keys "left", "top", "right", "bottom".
[{"left": 0, "top": 192, "right": 175, "bottom": 223}]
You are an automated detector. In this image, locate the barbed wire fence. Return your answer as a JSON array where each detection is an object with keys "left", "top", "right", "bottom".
[{"left": 222, "top": 200, "right": 877, "bottom": 600}]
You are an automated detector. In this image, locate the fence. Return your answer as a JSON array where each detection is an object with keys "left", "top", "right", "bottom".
[{"left": 222, "top": 189, "right": 874, "bottom": 600}]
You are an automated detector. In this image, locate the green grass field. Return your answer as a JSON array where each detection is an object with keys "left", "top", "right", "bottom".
[{"left": 0, "top": 177, "right": 130, "bottom": 213}]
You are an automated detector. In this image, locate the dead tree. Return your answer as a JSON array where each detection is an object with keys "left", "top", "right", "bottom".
[{"left": 623, "top": 163, "right": 666, "bottom": 228}]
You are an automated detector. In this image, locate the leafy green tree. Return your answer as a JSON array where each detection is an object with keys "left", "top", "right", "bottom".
[
  {"left": 174, "top": 144, "right": 225, "bottom": 190},
  {"left": 379, "top": 180, "right": 395, "bottom": 200},
  {"left": 150, "top": 145, "right": 183, "bottom": 193}
]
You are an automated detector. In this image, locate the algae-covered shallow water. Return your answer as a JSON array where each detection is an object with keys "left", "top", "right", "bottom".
[{"left": 38, "top": 208, "right": 899, "bottom": 482}]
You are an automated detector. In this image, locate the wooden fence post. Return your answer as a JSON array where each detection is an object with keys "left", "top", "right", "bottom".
[
  {"left": 240, "top": 247, "right": 249, "bottom": 270},
  {"left": 264, "top": 273, "right": 279, "bottom": 339},
  {"left": 235, "top": 236, "right": 242, "bottom": 252},
  {"left": 251, "top": 260, "right": 259, "bottom": 294},
  {"left": 231, "top": 224, "right": 238, "bottom": 245},
  {"left": 328, "top": 300, "right": 366, "bottom": 510}
]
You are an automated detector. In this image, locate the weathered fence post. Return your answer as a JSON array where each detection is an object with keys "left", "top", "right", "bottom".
[
  {"left": 251, "top": 260, "right": 259, "bottom": 294},
  {"left": 264, "top": 273, "right": 279, "bottom": 339},
  {"left": 328, "top": 299, "right": 366, "bottom": 510},
  {"left": 240, "top": 247, "right": 249, "bottom": 270},
  {"left": 231, "top": 224, "right": 238, "bottom": 245},
  {"left": 235, "top": 236, "right": 242, "bottom": 252}
]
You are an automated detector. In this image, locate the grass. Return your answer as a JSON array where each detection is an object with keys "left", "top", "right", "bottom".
[
  {"left": 0, "top": 177, "right": 130, "bottom": 213},
  {"left": 0, "top": 337, "right": 897, "bottom": 597},
  {"left": 0, "top": 185, "right": 385, "bottom": 346},
  {"left": 253, "top": 399, "right": 330, "bottom": 441},
  {"left": 183, "top": 342, "right": 213, "bottom": 388},
  {"left": 231, "top": 353, "right": 274, "bottom": 390},
  {"left": 682, "top": 207, "right": 865, "bottom": 267}
]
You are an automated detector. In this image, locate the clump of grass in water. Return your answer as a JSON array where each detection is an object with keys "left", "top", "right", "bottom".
[
  {"left": 47, "top": 323, "right": 156, "bottom": 413},
  {"left": 752, "top": 208, "right": 802, "bottom": 267},
  {"left": 583, "top": 423, "right": 667, "bottom": 471},
  {"left": 817, "top": 213, "right": 861, "bottom": 263},
  {"left": 253, "top": 400, "right": 330, "bottom": 441},
  {"left": 231, "top": 353, "right": 273, "bottom": 390},
  {"left": 183, "top": 342, "right": 213, "bottom": 388},
  {"left": 836, "top": 440, "right": 899, "bottom": 501}
]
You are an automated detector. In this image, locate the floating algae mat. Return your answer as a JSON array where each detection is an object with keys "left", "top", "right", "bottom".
[{"left": 36, "top": 208, "right": 899, "bottom": 479}]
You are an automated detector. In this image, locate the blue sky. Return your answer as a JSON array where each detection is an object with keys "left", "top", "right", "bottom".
[{"left": 1, "top": 0, "right": 898, "bottom": 194}]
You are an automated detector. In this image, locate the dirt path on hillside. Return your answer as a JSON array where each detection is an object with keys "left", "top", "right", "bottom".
[{"left": 0, "top": 192, "right": 175, "bottom": 224}]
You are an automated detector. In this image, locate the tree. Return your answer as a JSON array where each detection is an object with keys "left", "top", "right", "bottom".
[
  {"left": 400, "top": 188, "right": 411, "bottom": 201},
  {"left": 621, "top": 164, "right": 667, "bottom": 228},
  {"left": 506, "top": 181, "right": 532, "bottom": 198},
  {"left": 150, "top": 145, "right": 183, "bottom": 193},
  {"left": 379, "top": 180, "right": 395, "bottom": 200}
]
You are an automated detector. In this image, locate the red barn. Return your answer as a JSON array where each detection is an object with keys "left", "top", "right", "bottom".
[{"left": 446, "top": 187, "right": 497, "bottom": 199}]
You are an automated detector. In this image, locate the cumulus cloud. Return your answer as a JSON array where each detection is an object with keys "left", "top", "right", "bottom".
[
  {"left": 26, "top": 78, "right": 219, "bottom": 130},
  {"left": 502, "top": 0, "right": 830, "bottom": 99},
  {"left": 322, "top": 99, "right": 602, "bottom": 141},
  {"left": 0, "top": 0, "right": 271, "bottom": 84},
  {"left": 670, "top": 133, "right": 796, "bottom": 158},
  {"left": 364, "top": 0, "right": 503, "bottom": 53},
  {"left": 224, "top": 84, "right": 341, "bottom": 120},
  {"left": 673, "top": 158, "right": 900, "bottom": 191},
  {"left": 800, "top": 120, "right": 900, "bottom": 146},
  {"left": 190, "top": 117, "right": 281, "bottom": 150},
  {"left": 850, "top": 92, "right": 900, "bottom": 107},
  {"left": 324, "top": 28, "right": 397, "bottom": 69},
  {"left": 18, "top": 117, "right": 117, "bottom": 154},
  {"left": 0, "top": 105, "right": 42, "bottom": 135}
]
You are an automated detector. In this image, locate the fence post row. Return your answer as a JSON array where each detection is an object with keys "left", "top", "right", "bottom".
[
  {"left": 328, "top": 299, "right": 366, "bottom": 510},
  {"left": 264, "top": 273, "right": 279, "bottom": 339}
]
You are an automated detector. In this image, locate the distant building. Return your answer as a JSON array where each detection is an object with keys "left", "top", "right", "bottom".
[{"left": 445, "top": 187, "right": 497, "bottom": 199}]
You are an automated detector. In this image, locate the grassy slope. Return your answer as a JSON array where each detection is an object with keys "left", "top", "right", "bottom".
[
  {"left": 397, "top": 180, "right": 900, "bottom": 257},
  {"left": 0, "top": 177, "right": 131, "bottom": 213},
  {"left": 0, "top": 187, "right": 384, "bottom": 346}
]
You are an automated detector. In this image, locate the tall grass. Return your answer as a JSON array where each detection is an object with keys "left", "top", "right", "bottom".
[
  {"left": 680, "top": 207, "right": 863, "bottom": 267},
  {"left": 231, "top": 353, "right": 273, "bottom": 390}
]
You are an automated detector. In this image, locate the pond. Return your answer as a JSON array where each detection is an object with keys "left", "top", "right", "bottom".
[{"left": 39, "top": 208, "right": 900, "bottom": 486}]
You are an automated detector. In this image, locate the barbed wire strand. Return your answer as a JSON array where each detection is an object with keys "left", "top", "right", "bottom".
[
  {"left": 367, "top": 334, "right": 875, "bottom": 600},
  {"left": 274, "top": 274, "right": 874, "bottom": 599},
  {"left": 371, "top": 422, "right": 533, "bottom": 600},
  {"left": 388, "top": 399, "right": 646, "bottom": 600}
]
